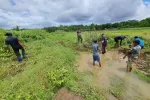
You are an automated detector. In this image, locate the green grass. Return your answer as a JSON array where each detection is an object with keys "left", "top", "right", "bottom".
[
  {"left": 0, "top": 29, "right": 107, "bottom": 100},
  {"left": 0, "top": 31, "right": 78, "bottom": 99},
  {"left": 0, "top": 28, "right": 150, "bottom": 100},
  {"left": 83, "top": 28, "right": 150, "bottom": 50},
  {"left": 135, "top": 69, "right": 150, "bottom": 83},
  {"left": 109, "top": 76, "right": 125, "bottom": 100}
]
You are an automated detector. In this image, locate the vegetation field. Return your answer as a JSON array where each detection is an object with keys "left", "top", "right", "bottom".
[{"left": 0, "top": 28, "right": 150, "bottom": 100}]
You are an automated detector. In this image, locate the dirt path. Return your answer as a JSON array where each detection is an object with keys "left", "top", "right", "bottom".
[
  {"left": 78, "top": 51, "right": 150, "bottom": 100},
  {"left": 55, "top": 88, "right": 84, "bottom": 100}
]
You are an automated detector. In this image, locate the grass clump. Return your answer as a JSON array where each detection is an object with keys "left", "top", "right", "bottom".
[
  {"left": 71, "top": 72, "right": 106, "bottom": 100},
  {"left": 1, "top": 28, "right": 150, "bottom": 100},
  {"left": 135, "top": 69, "right": 150, "bottom": 83},
  {"left": 109, "top": 76, "right": 125, "bottom": 100},
  {"left": 0, "top": 30, "right": 79, "bottom": 99},
  {"left": 0, "top": 30, "right": 106, "bottom": 100}
]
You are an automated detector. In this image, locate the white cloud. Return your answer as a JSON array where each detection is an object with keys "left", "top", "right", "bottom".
[{"left": 0, "top": 0, "right": 150, "bottom": 29}]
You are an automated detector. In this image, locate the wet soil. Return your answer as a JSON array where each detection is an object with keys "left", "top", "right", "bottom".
[
  {"left": 77, "top": 51, "right": 150, "bottom": 100},
  {"left": 55, "top": 88, "right": 84, "bottom": 100}
]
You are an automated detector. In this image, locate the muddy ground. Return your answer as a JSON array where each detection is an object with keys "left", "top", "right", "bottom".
[
  {"left": 55, "top": 88, "right": 84, "bottom": 100},
  {"left": 77, "top": 51, "right": 150, "bottom": 100},
  {"left": 55, "top": 50, "right": 150, "bottom": 100},
  {"left": 118, "top": 48, "right": 150, "bottom": 75}
]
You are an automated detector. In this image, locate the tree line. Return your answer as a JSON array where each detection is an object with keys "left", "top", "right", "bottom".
[
  {"left": 43, "top": 17, "right": 150, "bottom": 33},
  {"left": 12, "top": 17, "right": 150, "bottom": 32}
]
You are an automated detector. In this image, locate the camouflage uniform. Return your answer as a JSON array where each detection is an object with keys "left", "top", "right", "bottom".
[{"left": 77, "top": 30, "right": 83, "bottom": 43}]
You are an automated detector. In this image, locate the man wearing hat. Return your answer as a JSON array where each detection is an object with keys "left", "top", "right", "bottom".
[{"left": 5, "top": 32, "right": 26, "bottom": 62}]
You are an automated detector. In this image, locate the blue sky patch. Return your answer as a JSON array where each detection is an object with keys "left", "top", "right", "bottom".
[
  {"left": 143, "top": 0, "right": 150, "bottom": 2},
  {"left": 9, "top": 0, "right": 16, "bottom": 6},
  {"left": 143, "top": 0, "right": 150, "bottom": 6}
]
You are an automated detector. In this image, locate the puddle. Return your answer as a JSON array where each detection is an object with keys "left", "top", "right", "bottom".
[{"left": 78, "top": 51, "right": 150, "bottom": 100}]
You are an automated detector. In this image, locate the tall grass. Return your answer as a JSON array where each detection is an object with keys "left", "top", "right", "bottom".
[
  {"left": 83, "top": 29, "right": 150, "bottom": 49},
  {"left": 0, "top": 28, "right": 150, "bottom": 100},
  {"left": 0, "top": 29, "right": 106, "bottom": 100}
]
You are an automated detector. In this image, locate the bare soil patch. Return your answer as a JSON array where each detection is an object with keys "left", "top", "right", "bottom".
[{"left": 55, "top": 88, "right": 84, "bottom": 100}]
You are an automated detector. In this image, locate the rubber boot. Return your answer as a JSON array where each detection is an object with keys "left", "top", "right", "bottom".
[{"left": 18, "top": 57, "right": 22, "bottom": 62}]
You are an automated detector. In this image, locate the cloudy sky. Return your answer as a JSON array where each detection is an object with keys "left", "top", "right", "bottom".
[{"left": 0, "top": 0, "right": 150, "bottom": 29}]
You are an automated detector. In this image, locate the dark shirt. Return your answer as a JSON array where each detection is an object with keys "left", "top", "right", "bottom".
[
  {"left": 5, "top": 36, "right": 21, "bottom": 50},
  {"left": 102, "top": 36, "right": 108, "bottom": 46},
  {"left": 102, "top": 36, "right": 108, "bottom": 43},
  {"left": 114, "top": 36, "right": 125, "bottom": 40}
]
